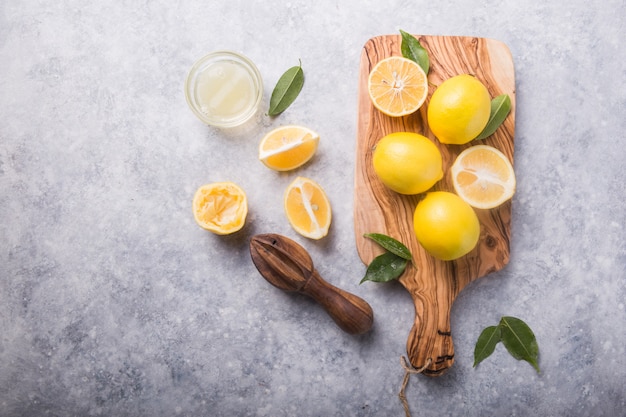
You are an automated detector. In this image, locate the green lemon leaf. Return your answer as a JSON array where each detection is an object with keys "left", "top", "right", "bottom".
[
  {"left": 360, "top": 252, "right": 408, "bottom": 284},
  {"left": 473, "top": 325, "right": 501, "bottom": 367},
  {"left": 475, "top": 94, "right": 511, "bottom": 140},
  {"left": 499, "top": 316, "right": 541, "bottom": 373},
  {"left": 363, "top": 233, "right": 412, "bottom": 260},
  {"left": 400, "top": 30, "right": 429, "bottom": 74},
  {"left": 268, "top": 60, "right": 304, "bottom": 116}
]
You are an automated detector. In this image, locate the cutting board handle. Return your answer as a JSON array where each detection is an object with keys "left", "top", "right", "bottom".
[{"left": 404, "top": 284, "right": 455, "bottom": 376}]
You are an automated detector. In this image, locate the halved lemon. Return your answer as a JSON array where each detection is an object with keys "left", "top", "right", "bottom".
[
  {"left": 284, "top": 176, "right": 331, "bottom": 239},
  {"left": 451, "top": 145, "right": 516, "bottom": 209},
  {"left": 367, "top": 56, "right": 428, "bottom": 117},
  {"left": 192, "top": 182, "right": 248, "bottom": 234},
  {"left": 259, "top": 125, "right": 320, "bottom": 171}
]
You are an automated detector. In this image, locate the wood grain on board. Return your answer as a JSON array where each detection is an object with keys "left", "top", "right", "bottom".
[{"left": 354, "top": 35, "right": 515, "bottom": 376}]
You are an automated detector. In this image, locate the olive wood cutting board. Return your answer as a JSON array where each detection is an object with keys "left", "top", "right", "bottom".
[{"left": 354, "top": 35, "right": 515, "bottom": 376}]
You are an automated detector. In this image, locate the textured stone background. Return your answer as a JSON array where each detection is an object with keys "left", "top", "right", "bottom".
[{"left": 1, "top": 0, "right": 625, "bottom": 416}]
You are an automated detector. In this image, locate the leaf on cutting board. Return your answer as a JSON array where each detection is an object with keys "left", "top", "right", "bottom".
[
  {"left": 400, "top": 29, "right": 430, "bottom": 75},
  {"left": 364, "top": 233, "right": 412, "bottom": 260},
  {"left": 475, "top": 94, "right": 511, "bottom": 140},
  {"left": 360, "top": 251, "right": 408, "bottom": 284}
]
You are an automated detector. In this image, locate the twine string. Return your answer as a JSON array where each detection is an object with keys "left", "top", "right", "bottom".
[{"left": 398, "top": 356, "right": 432, "bottom": 417}]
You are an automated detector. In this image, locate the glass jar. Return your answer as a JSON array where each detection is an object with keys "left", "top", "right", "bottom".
[{"left": 185, "top": 51, "right": 263, "bottom": 128}]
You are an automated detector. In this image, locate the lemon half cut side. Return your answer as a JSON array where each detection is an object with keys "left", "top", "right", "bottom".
[
  {"left": 367, "top": 56, "right": 428, "bottom": 117},
  {"left": 451, "top": 145, "right": 516, "bottom": 209}
]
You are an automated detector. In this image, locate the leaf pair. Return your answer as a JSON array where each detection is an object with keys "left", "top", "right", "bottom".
[
  {"left": 474, "top": 316, "right": 540, "bottom": 373},
  {"left": 360, "top": 233, "right": 413, "bottom": 284},
  {"left": 268, "top": 60, "right": 304, "bottom": 116}
]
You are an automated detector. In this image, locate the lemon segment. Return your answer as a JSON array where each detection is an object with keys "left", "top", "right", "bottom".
[
  {"left": 367, "top": 56, "right": 428, "bottom": 117},
  {"left": 284, "top": 177, "right": 331, "bottom": 240},
  {"left": 451, "top": 145, "right": 516, "bottom": 209},
  {"left": 192, "top": 182, "right": 248, "bottom": 235},
  {"left": 372, "top": 132, "right": 443, "bottom": 195},
  {"left": 413, "top": 191, "right": 480, "bottom": 261},
  {"left": 427, "top": 74, "right": 491, "bottom": 145},
  {"left": 259, "top": 125, "right": 320, "bottom": 171}
]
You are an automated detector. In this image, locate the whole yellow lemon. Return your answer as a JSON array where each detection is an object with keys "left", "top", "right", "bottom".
[
  {"left": 413, "top": 191, "right": 480, "bottom": 260},
  {"left": 372, "top": 132, "right": 443, "bottom": 195},
  {"left": 427, "top": 74, "right": 491, "bottom": 145}
]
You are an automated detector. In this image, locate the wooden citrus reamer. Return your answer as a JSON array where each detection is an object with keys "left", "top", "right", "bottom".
[{"left": 354, "top": 35, "right": 515, "bottom": 376}]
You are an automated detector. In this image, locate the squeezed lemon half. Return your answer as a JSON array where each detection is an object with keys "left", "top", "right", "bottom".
[{"left": 192, "top": 182, "right": 248, "bottom": 235}]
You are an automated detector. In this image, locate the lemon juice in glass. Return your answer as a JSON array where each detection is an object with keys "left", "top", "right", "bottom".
[{"left": 185, "top": 51, "right": 263, "bottom": 128}]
